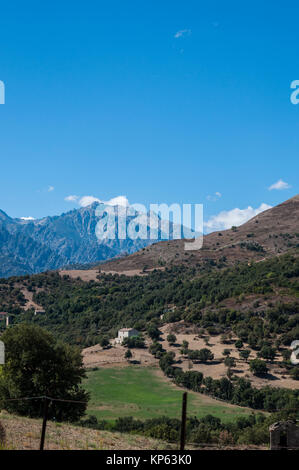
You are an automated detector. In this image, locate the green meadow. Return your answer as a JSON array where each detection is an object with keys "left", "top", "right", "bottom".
[{"left": 84, "top": 366, "right": 255, "bottom": 423}]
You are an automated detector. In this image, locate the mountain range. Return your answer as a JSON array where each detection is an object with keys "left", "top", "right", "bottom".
[
  {"left": 0, "top": 202, "right": 192, "bottom": 278},
  {"left": 0, "top": 195, "right": 298, "bottom": 278}
]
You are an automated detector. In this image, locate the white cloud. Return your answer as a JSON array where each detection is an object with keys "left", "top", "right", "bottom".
[
  {"left": 207, "top": 192, "right": 222, "bottom": 201},
  {"left": 204, "top": 203, "right": 272, "bottom": 233},
  {"left": 65, "top": 195, "right": 79, "bottom": 202},
  {"left": 48, "top": 186, "right": 54, "bottom": 192},
  {"left": 174, "top": 29, "right": 191, "bottom": 39},
  {"left": 106, "top": 196, "right": 129, "bottom": 207},
  {"left": 79, "top": 196, "right": 102, "bottom": 207},
  {"left": 77, "top": 195, "right": 129, "bottom": 208},
  {"left": 20, "top": 216, "right": 35, "bottom": 221},
  {"left": 268, "top": 179, "right": 291, "bottom": 191}
]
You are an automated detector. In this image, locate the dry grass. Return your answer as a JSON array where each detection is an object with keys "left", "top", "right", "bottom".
[
  {"left": 0, "top": 411, "right": 267, "bottom": 451},
  {"left": 99, "top": 195, "right": 299, "bottom": 273},
  {"left": 0, "top": 411, "right": 172, "bottom": 450}
]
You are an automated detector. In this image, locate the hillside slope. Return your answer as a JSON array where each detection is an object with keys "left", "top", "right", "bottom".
[
  {"left": 101, "top": 195, "right": 299, "bottom": 273},
  {"left": 0, "top": 411, "right": 170, "bottom": 450}
]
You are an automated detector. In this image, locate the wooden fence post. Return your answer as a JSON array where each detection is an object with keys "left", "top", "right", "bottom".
[
  {"left": 40, "top": 397, "right": 49, "bottom": 451},
  {"left": 180, "top": 392, "right": 187, "bottom": 451}
]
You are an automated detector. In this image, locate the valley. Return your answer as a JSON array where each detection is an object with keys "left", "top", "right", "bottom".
[{"left": 0, "top": 195, "right": 299, "bottom": 449}]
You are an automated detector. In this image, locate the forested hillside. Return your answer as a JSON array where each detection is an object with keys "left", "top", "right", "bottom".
[{"left": 1, "top": 249, "right": 298, "bottom": 350}]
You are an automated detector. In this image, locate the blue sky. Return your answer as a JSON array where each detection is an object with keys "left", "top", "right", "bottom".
[{"left": 0, "top": 1, "right": 298, "bottom": 231}]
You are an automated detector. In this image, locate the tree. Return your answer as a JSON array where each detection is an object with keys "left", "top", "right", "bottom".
[
  {"left": 239, "top": 349, "right": 251, "bottom": 362},
  {"left": 222, "top": 349, "right": 231, "bottom": 357},
  {"left": 159, "top": 351, "right": 176, "bottom": 370},
  {"left": 180, "top": 340, "right": 189, "bottom": 355},
  {"left": 224, "top": 357, "right": 236, "bottom": 368},
  {"left": 258, "top": 346, "right": 276, "bottom": 361},
  {"left": 197, "top": 348, "right": 214, "bottom": 363},
  {"left": 249, "top": 359, "right": 268, "bottom": 376},
  {"left": 0, "top": 324, "right": 89, "bottom": 421},
  {"left": 167, "top": 334, "right": 176, "bottom": 345},
  {"left": 125, "top": 349, "right": 132, "bottom": 360},
  {"left": 100, "top": 337, "right": 110, "bottom": 349},
  {"left": 149, "top": 342, "right": 163, "bottom": 357},
  {"left": 282, "top": 349, "right": 291, "bottom": 362},
  {"left": 235, "top": 340, "right": 243, "bottom": 349},
  {"left": 123, "top": 335, "right": 145, "bottom": 349},
  {"left": 221, "top": 334, "right": 229, "bottom": 344},
  {"left": 290, "top": 367, "right": 299, "bottom": 380},
  {"left": 147, "top": 326, "right": 161, "bottom": 341}
]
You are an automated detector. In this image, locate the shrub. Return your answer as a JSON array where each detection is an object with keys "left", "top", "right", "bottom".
[
  {"left": 249, "top": 359, "right": 268, "bottom": 376},
  {"left": 167, "top": 334, "right": 176, "bottom": 345},
  {"left": 0, "top": 420, "right": 5, "bottom": 446},
  {"left": 123, "top": 335, "right": 145, "bottom": 349},
  {"left": 290, "top": 367, "right": 299, "bottom": 380}
]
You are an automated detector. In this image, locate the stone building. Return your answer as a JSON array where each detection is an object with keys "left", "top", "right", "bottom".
[
  {"left": 116, "top": 328, "right": 139, "bottom": 344},
  {"left": 269, "top": 420, "right": 299, "bottom": 450}
]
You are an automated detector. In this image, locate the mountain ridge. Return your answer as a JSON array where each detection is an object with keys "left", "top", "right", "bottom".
[
  {"left": 100, "top": 195, "right": 299, "bottom": 273},
  {"left": 1, "top": 195, "right": 298, "bottom": 278},
  {"left": 0, "top": 202, "right": 188, "bottom": 277}
]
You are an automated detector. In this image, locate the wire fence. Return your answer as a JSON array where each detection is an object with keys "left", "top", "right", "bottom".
[
  {"left": 0, "top": 395, "right": 88, "bottom": 450},
  {"left": 0, "top": 393, "right": 298, "bottom": 450}
]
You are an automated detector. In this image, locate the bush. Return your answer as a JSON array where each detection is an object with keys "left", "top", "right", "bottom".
[
  {"left": 149, "top": 342, "right": 164, "bottom": 357},
  {"left": 249, "top": 359, "right": 268, "bottom": 376},
  {"left": 191, "top": 424, "right": 212, "bottom": 444},
  {"left": 123, "top": 335, "right": 145, "bottom": 349},
  {"left": 167, "top": 334, "right": 176, "bottom": 345},
  {"left": 100, "top": 337, "right": 110, "bottom": 349},
  {"left": 0, "top": 420, "right": 5, "bottom": 446},
  {"left": 290, "top": 367, "right": 299, "bottom": 380},
  {"left": 188, "top": 348, "right": 214, "bottom": 363},
  {"left": 125, "top": 349, "right": 132, "bottom": 360}
]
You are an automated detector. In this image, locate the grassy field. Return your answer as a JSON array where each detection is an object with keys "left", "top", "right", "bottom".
[{"left": 84, "top": 366, "right": 255, "bottom": 423}]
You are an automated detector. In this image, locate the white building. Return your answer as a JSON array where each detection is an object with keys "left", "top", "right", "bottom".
[
  {"left": 116, "top": 328, "right": 139, "bottom": 344},
  {"left": 0, "top": 312, "right": 9, "bottom": 327},
  {"left": 34, "top": 309, "right": 45, "bottom": 316}
]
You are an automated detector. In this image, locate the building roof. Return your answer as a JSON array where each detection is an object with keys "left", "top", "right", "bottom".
[
  {"left": 119, "top": 328, "right": 137, "bottom": 332},
  {"left": 269, "top": 420, "right": 298, "bottom": 431},
  {"left": 0, "top": 312, "right": 8, "bottom": 316}
]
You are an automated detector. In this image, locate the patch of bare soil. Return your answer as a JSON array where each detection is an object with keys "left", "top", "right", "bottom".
[
  {"left": 19, "top": 287, "right": 43, "bottom": 311},
  {"left": 83, "top": 341, "right": 156, "bottom": 369},
  {"left": 59, "top": 266, "right": 165, "bottom": 281},
  {"left": 101, "top": 267, "right": 165, "bottom": 276},
  {"left": 59, "top": 269, "right": 100, "bottom": 282}
]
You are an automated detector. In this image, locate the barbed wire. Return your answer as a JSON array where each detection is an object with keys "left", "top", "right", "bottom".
[{"left": 4, "top": 395, "right": 87, "bottom": 404}]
